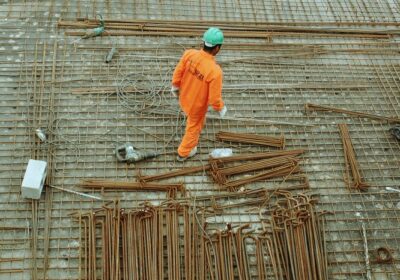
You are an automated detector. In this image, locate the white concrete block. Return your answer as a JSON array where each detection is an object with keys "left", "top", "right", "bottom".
[{"left": 21, "top": 159, "right": 47, "bottom": 199}]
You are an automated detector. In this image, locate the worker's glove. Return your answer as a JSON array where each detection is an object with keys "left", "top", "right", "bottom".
[
  {"left": 219, "top": 106, "right": 227, "bottom": 118},
  {"left": 170, "top": 86, "right": 180, "bottom": 98}
]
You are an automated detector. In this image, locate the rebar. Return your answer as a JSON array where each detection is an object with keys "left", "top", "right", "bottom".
[
  {"left": 58, "top": 18, "right": 394, "bottom": 38},
  {"left": 306, "top": 103, "right": 400, "bottom": 123},
  {"left": 216, "top": 131, "right": 285, "bottom": 148},
  {"left": 261, "top": 191, "right": 329, "bottom": 280},
  {"left": 338, "top": 123, "right": 369, "bottom": 191},
  {"left": 209, "top": 155, "right": 302, "bottom": 191},
  {"left": 80, "top": 179, "right": 186, "bottom": 196}
]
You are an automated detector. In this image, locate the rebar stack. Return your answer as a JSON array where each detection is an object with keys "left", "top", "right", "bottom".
[
  {"left": 74, "top": 195, "right": 329, "bottom": 280},
  {"left": 57, "top": 18, "right": 394, "bottom": 39},
  {"left": 305, "top": 103, "right": 400, "bottom": 124},
  {"left": 209, "top": 154, "right": 302, "bottom": 191},
  {"left": 338, "top": 123, "right": 369, "bottom": 191},
  {"left": 216, "top": 131, "right": 285, "bottom": 148},
  {"left": 120, "top": 203, "right": 190, "bottom": 280},
  {"left": 262, "top": 191, "right": 328, "bottom": 280},
  {"left": 2, "top": 0, "right": 400, "bottom": 279},
  {"left": 141, "top": 150, "right": 305, "bottom": 182},
  {"left": 75, "top": 201, "right": 202, "bottom": 280},
  {"left": 74, "top": 201, "right": 122, "bottom": 280},
  {"left": 80, "top": 179, "right": 186, "bottom": 198}
]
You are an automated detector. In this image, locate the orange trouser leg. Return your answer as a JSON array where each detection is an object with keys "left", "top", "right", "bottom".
[{"left": 178, "top": 114, "right": 206, "bottom": 157}]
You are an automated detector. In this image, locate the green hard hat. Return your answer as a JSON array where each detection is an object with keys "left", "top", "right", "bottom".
[{"left": 203, "top": 27, "right": 224, "bottom": 47}]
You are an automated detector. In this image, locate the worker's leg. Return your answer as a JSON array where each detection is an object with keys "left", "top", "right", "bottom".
[{"left": 178, "top": 114, "right": 206, "bottom": 157}]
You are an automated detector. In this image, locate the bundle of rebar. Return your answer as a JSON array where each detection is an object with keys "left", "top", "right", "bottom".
[
  {"left": 74, "top": 201, "right": 122, "bottom": 280},
  {"left": 262, "top": 191, "right": 329, "bottom": 280},
  {"left": 209, "top": 154, "right": 302, "bottom": 191},
  {"left": 57, "top": 18, "right": 393, "bottom": 39},
  {"left": 80, "top": 179, "right": 186, "bottom": 198},
  {"left": 74, "top": 201, "right": 200, "bottom": 280},
  {"left": 74, "top": 195, "right": 326, "bottom": 279},
  {"left": 338, "top": 124, "right": 369, "bottom": 191},
  {"left": 216, "top": 131, "right": 285, "bottom": 148},
  {"left": 203, "top": 224, "right": 254, "bottom": 279},
  {"left": 120, "top": 203, "right": 188, "bottom": 280},
  {"left": 203, "top": 203, "right": 327, "bottom": 280},
  {"left": 305, "top": 103, "right": 400, "bottom": 123},
  {"left": 141, "top": 149, "right": 305, "bottom": 182}
]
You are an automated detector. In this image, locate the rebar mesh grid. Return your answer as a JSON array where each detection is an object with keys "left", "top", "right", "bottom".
[{"left": 0, "top": 1, "right": 399, "bottom": 279}]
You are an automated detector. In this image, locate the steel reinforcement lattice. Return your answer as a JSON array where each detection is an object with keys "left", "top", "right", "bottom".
[{"left": 0, "top": 1, "right": 399, "bottom": 279}]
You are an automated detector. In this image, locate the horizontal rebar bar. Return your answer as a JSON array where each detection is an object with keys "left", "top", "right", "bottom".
[{"left": 306, "top": 103, "right": 400, "bottom": 123}]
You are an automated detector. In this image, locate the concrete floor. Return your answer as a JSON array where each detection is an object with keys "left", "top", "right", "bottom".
[{"left": 0, "top": 1, "right": 399, "bottom": 279}]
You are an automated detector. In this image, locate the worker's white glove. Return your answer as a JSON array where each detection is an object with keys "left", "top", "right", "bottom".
[
  {"left": 219, "top": 106, "right": 227, "bottom": 118},
  {"left": 170, "top": 86, "right": 180, "bottom": 98}
]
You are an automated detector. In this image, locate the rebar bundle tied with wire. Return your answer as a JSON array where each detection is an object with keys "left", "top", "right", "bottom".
[
  {"left": 338, "top": 123, "right": 369, "bottom": 191},
  {"left": 216, "top": 130, "right": 285, "bottom": 148},
  {"left": 58, "top": 18, "right": 394, "bottom": 39},
  {"left": 80, "top": 179, "right": 186, "bottom": 198},
  {"left": 209, "top": 153, "right": 302, "bottom": 191}
]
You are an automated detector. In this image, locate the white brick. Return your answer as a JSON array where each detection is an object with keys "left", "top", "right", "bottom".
[{"left": 21, "top": 159, "right": 47, "bottom": 199}]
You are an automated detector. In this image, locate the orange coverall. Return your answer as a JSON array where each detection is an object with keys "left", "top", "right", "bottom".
[{"left": 172, "top": 49, "right": 224, "bottom": 157}]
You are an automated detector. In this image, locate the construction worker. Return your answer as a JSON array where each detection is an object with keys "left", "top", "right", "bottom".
[{"left": 171, "top": 27, "right": 227, "bottom": 161}]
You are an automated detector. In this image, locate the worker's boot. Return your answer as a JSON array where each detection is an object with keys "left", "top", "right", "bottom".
[{"left": 176, "top": 146, "right": 197, "bottom": 162}]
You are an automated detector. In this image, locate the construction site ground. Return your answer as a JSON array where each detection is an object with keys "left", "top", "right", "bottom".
[{"left": 0, "top": 1, "right": 399, "bottom": 279}]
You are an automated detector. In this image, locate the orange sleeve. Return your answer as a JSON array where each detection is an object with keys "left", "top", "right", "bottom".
[
  {"left": 208, "top": 69, "right": 224, "bottom": 111},
  {"left": 172, "top": 50, "right": 189, "bottom": 88}
]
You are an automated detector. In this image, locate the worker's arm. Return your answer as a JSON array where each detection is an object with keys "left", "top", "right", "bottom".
[
  {"left": 171, "top": 50, "right": 189, "bottom": 88},
  {"left": 208, "top": 70, "right": 225, "bottom": 112}
]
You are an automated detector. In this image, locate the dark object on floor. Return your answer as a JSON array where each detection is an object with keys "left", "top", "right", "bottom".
[{"left": 389, "top": 125, "right": 400, "bottom": 140}]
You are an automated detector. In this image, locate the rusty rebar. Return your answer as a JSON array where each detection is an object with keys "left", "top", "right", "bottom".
[
  {"left": 216, "top": 131, "right": 285, "bottom": 148},
  {"left": 338, "top": 123, "right": 369, "bottom": 191},
  {"left": 305, "top": 103, "right": 400, "bottom": 124}
]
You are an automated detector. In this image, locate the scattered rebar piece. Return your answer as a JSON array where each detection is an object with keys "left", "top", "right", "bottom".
[
  {"left": 142, "top": 165, "right": 209, "bottom": 182},
  {"left": 216, "top": 131, "right": 285, "bottom": 148},
  {"left": 305, "top": 103, "right": 400, "bottom": 123},
  {"left": 207, "top": 114, "right": 313, "bottom": 127},
  {"left": 338, "top": 124, "right": 369, "bottom": 191}
]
